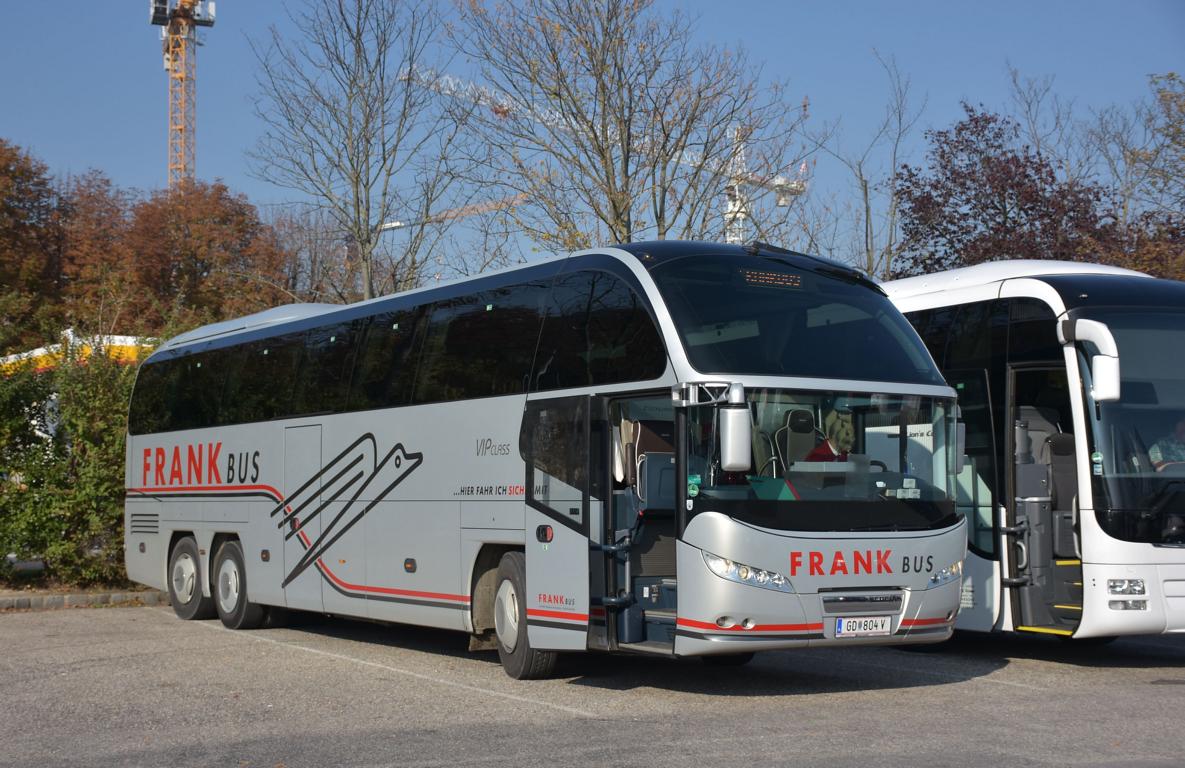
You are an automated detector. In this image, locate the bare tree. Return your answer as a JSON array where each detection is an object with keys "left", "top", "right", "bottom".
[
  {"left": 450, "top": 0, "right": 809, "bottom": 250},
  {"left": 809, "top": 52, "right": 922, "bottom": 278},
  {"left": 1005, "top": 65, "right": 1094, "bottom": 185},
  {"left": 250, "top": 0, "right": 475, "bottom": 300}
]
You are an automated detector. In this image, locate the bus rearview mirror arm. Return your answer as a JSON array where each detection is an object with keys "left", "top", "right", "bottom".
[{"left": 1058, "top": 319, "right": 1121, "bottom": 403}]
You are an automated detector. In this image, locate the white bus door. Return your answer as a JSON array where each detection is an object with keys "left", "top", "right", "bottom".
[{"left": 520, "top": 396, "right": 605, "bottom": 651}]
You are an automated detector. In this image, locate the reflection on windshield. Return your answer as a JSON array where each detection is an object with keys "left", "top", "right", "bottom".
[
  {"left": 686, "top": 389, "right": 959, "bottom": 532},
  {"left": 650, "top": 255, "right": 945, "bottom": 385},
  {"left": 1081, "top": 308, "right": 1185, "bottom": 544}
]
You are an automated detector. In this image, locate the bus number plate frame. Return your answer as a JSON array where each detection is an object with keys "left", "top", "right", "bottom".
[{"left": 834, "top": 615, "right": 892, "bottom": 637}]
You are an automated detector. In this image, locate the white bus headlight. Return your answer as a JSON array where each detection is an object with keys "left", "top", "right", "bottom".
[
  {"left": 1107, "top": 578, "right": 1145, "bottom": 595},
  {"left": 928, "top": 560, "right": 963, "bottom": 588},
  {"left": 702, "top": 551, "right": 794, "bottom": 593}
]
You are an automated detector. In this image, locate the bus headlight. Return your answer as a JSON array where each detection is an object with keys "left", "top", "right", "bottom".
[
  {"left": 702, "top": 551, "right": 794, "bottom": 593},
  {"left": 1107, "top": 579, "right": 1145, "bottom": 595},
  {"left": 928, "top": 560, "right": 963, "bottom": 588}
]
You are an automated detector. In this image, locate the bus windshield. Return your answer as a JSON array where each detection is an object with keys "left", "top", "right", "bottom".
[
  {"left": 650, "top": 254, "right": 944, "bottom": 385},
  {"left": 686, "top": 388, "right": 960, "bottom": 532},
  {"left": 1080, "top": 307, "right": 1185, "bottom": 544}
]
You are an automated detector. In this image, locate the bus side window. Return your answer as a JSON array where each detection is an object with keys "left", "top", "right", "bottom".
[
  {"left": 946, "top": 371, "right": 999, "bottom": 557},
  {"left": 171, "top": 349, "right": 226, "bottom": 431},
  {"left": 349, "top": 308, "right": 425, "bottom": 410},
  {"left": 129, "top": 357, "right": 179, "bottom": 434},
  {"left": 1008, "top": 299, "right": 1061, "bottom": 362},
  {"left": 906, "top": 306, "right": 957, "bottom": 368},
  {"left": 415, "top": 284, "right": 547, "bottom": 402},
  {"left": 522, "top": 397, "right": 588, "bottom": 528},
  {"left": 222, "top": 335, "right": 303, "bottom": 424},
  {"left": 532, "top": 270, "right": 666, "bottom": 391},
  {"left": 291, "top": 320, "right": 364, "bottom": 416}
]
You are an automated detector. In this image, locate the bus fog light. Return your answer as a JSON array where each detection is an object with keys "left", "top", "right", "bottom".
[
  {"left": 1108, "top": 599, "right": 1149, "bottom": 611},
  {"left": 700, "top": 550, "right": 794, "bottom": 593},
  {"left": 1107, "top": 578, "right": 1145, "bottom": 595},
  {"left": 928, "top": 560, "right": 963, "bottom": 587}
]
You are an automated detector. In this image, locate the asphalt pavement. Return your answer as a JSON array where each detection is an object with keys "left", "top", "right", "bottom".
[{"left": 1, "top": 606, "right": 1182, "bottom": 767}]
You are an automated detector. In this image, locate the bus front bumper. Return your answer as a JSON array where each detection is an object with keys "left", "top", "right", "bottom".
[
  {"left": 672, "top": 539, "right": 962, "bottom": 656},
  {"left": 1076, "top": 562, "right": 1185, "bottom": 638}
]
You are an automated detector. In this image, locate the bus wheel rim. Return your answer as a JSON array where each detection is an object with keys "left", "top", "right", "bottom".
[
  {"left": 217, "top": 557, "right": 240, "bottom": 615},
  {"left": 494, "top": 579, "right": 519, "bottom": 653},
  {"left": 172, "top": 552, "right": 197, "bottom": 604}
]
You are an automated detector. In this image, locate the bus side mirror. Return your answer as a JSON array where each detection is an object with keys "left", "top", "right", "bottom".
[
  {"left": 1090, "top": 355, "right": 1121, "bottom": 402},
  {"left": 1059, "top": 319, "right": 1121, "bottom": 403},
  {"left": 719, "top": 383, "right": 752, "bottom": 472}
]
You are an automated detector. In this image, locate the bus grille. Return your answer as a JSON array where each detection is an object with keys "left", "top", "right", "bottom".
[{"left": 129, "top": 512, "right": 160, "bottom": 535}]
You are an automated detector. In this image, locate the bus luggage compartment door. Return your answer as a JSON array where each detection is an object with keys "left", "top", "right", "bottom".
[
  {"left": 283, "top": 425, "right": 324, "bottom": 613},
  {"left": 521, "top": 396, "right": 599, "bottom": 651}
]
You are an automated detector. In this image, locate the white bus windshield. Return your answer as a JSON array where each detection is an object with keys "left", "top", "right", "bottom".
[{"left": 1081, "top": 308, "right": 1185, "bottom": 545}]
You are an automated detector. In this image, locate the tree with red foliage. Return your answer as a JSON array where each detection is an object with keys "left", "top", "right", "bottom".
[
  {"left": 0, "top": 139, "right": 64, "bottom": 353},
  {"left": 893, "top": 104, "right": 1115, "bottom": 277},
  {"left": 123, "top": 180, "right": 295, "bottom": 333},
  {"left": 58, "top": 170, "right": 135, "bottom": 335}
]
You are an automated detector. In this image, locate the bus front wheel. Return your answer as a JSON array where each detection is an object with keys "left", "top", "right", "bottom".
[
  {"left": 493, "top": 551, "right": 557, "bottom": 680},
  {"left": 212, "top": 540, "right": 266, "bottom": 630},
  {"left": 168, "top": 536, "right": 215, "bottom": 621}
]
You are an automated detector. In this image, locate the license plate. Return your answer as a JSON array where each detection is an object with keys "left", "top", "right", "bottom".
[{"left": 834, "top": 615, "right": 892, "bottom": 637}]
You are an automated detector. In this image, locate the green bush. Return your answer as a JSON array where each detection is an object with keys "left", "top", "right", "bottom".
[{"left": 0, "top": 343, "right": 139, "bottom": 586}]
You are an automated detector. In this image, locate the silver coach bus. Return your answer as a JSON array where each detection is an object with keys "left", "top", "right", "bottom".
[
  {"left": 886, "top": 260, "right": 1185, "bottom": 640},
  {"left": 125, "top": 241, "right": 966, "bottom": 678}
]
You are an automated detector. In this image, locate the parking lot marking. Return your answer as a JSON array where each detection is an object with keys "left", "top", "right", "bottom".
[{"left": 194, "top": 621, "right": 597, "bottom": 719}]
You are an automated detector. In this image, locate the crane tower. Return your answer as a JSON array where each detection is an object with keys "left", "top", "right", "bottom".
[{"left": 150, "top": 0, "right": 215, "bottom": 188}]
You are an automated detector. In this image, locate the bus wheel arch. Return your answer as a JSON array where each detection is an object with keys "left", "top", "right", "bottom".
[
  {"left": 167, "top": 534, "right": 215, "bottom": 621},
  {"left": 469, "top": 544, "right": 520, "bottom": 638}
]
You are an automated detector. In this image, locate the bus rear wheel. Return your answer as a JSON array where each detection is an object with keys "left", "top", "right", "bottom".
[
  {"left": 213, "top": 540, "right": 266, "bottom": 630},
  {"left": 493, "top": 551, "right": 557, "bottom": 680},
  {"left": 168, "top": 536, "right": 215, "bottom": 620}
]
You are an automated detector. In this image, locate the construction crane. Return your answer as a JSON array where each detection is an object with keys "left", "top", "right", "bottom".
[
  {"left": 380, "top": 194, "right": 530, "bottom": 233},
  {"left": 411, "top": 68, "right": 806, "bottom": 244},
  {"left": 150, "top": 0, "right": 215, "bottom": 188}
]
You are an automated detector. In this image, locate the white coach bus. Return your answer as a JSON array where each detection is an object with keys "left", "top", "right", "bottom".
[
  {"left": 886, "top": 261, "right": 1185, "bottom": 640},
  {"left": 125, "top": 241, "right": 966, "bottom": 678}
]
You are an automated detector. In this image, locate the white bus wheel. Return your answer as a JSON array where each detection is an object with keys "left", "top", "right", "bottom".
[
  {"left": 493, "top": 551, "right": 557, "bottom": 680},
  {"left": 701, "top": 652, "right": 755, "bottom": 667},
  {"left": 168, "top": 537, "right": 215, "bottom": 621},
  {"left": 212, "top": 540, "right": 266, "bottom": 630}
]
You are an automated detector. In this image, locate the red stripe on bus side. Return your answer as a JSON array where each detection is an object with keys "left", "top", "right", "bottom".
[
  {"left": 129, "top": 483, "right": 287, "bottom": 498},
  {"left": 900, "top": 616, "right": 950, "bottom": 627},
  {"left": 676, "top": 617, "right": 824, "bottom": 633},
  {"left": 526, "top": 608, "right": 589, "bottom": 622}
]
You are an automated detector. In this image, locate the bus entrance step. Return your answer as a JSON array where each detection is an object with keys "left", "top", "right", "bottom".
[{"left": 618, "top": 640, "right": 675, "bottom": 656}]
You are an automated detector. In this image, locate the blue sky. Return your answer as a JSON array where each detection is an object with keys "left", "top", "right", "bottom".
[{"left": 1, "top": 1, "right": 1181, "bottom": 211}]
